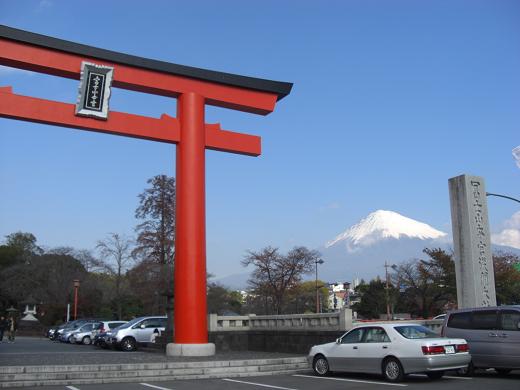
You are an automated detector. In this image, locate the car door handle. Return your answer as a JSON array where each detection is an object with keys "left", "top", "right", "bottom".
[
  {"left": 382, "top": 346, "right": 388, "bottom": 349},
  {"left": 353, "top": 346, "right": 358, "bottom": 349},
  {"left": 488, "top": 333, "right": 498, "bottom": 337}
]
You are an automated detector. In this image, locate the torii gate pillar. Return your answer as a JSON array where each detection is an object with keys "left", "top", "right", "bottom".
[{"left": 169, "top": 92, "right": 211, "bottom": 355}]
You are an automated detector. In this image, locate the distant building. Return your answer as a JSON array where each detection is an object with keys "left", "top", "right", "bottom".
[{"left": 328, "top": 282, "right": 359, "bottom": 311}]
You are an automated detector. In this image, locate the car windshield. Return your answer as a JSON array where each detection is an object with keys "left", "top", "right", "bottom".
[
  {"left": 116, "top": 318, "right": 142, "bottom": 329},
  {"left": 394, "top": 325, "right": 438, "bottom": 339}
]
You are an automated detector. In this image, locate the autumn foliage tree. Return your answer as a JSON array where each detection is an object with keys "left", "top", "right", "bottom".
[
  {"left": 395, "top": 248, "right": 457, "bottom": 318},
  {"left": 493, "top": 251, "right": 520, "bottom": 305}
]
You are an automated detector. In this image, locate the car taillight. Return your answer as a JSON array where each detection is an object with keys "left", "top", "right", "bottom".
[
  {"left": 456, "top": 343, "right": 469, "bottom": 352},
  {"left": 422, "top": 345, "right": 446, "bottom": 355}
]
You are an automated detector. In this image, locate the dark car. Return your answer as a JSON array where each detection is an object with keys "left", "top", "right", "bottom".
[
  {"left": 93, "top": 330, "right": 113, "bottom": 349},
  {"left": 48, "top": 320, "right": 83, "bottom": 340},
  {"left": 92, "top": 321, "right": 127, "bottom": 348}
]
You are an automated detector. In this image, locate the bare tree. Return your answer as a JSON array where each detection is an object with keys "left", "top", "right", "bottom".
[
  {"left": 242, "top": 246, "right": 320, "bottom": 314},
  {"left": 96, "top": 233, "right": 134, "bottom": 320},
  {"left": 46, "top": 247, "right": 104, "bottom": 273}
]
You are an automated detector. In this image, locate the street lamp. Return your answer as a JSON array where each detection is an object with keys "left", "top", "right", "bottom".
[
  {"left": 486, "top": 192, "right": 520, "bottom": 204},
  {"left": 315, "top": 259, "right": 324, "bottom": 313},
  {"left": 73, "top": 279, "right": 80, "bottom": 320}
]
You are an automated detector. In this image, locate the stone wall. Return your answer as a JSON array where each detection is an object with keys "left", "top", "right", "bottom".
[
  {"left": 158, "top": 313, "right": 444, "bottom": 354},
  {"left": 209, "top": 330, "right": 343, "bottom": 354}
]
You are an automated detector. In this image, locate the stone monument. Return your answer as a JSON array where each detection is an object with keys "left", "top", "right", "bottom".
[{"left": 449, "top": 174, "right": 496, "bottom": 308}]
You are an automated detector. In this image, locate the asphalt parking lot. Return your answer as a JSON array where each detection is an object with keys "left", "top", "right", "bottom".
[
  {"left": 1, "top": 337, "right": 518, "bottom": 390},
  {"left": 15, "top": 370, "right": 520, "bottom": 390},
  {"left": 0, "top": 336, "right": 299, "bottom": 366}
]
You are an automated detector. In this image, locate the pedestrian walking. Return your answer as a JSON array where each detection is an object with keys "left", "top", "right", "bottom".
[
  {"left": 7, "top": 316, "right": 17, "bottom": 343},
  {"left": 0, "top": 316, "right": 6, "bottom": 342}
]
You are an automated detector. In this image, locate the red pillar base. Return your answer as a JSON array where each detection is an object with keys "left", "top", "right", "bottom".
[{"left": 166, "top": 342, "right": 216, "bottom": 357}]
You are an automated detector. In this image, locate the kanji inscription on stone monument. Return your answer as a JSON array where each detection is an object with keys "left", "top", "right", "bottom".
[{"left": 449, "top": 174, "right": 497, "bottom": 308}]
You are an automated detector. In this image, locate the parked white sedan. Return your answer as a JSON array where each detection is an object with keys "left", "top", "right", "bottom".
[{"left": 308, "top": 323, "right": 470, "bottom": 382}]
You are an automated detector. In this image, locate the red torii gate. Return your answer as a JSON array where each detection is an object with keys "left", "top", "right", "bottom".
[{"left": 0, "top": 25, "right": 292, "bottom": 356}]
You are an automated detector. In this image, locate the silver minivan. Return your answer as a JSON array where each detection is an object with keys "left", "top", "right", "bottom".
[
  {"left": 109, "top": 316, "right": 167, "bottom": 351},
  {"left": 442, "top": 306, "right": 520, "bottom": 374}
]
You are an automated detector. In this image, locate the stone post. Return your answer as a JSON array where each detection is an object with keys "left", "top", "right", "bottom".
[
  {"left": 339, "top": 308, "right": 353, "bottom": 331},
  {"left": 448, "top": 174, "right": 496, "bottom": 308}
]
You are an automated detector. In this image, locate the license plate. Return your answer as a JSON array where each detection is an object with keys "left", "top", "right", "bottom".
[{"left": 444, "top": 345, "right": 455, "bottom": 354}]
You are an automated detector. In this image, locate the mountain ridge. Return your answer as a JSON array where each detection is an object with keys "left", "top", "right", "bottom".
[
  {"left": 326, "top": 209, "right": 447, "bottom": 250},
  {"left": 214, "top": 210, "right": 520, "bottom": 289}
]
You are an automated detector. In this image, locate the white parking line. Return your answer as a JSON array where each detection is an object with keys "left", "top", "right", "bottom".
[
  {"left": 408, "top": 374, "right": 472, "bottom": 380},
  {"left": 66, "top": 386, "right": 81, "bottom": 390},
  {"left": 444, "top": 375, "right": 472, "bottom": 380},
  {"left": 2, "top": 351, "right": 136, "bottom": 355},
  {"left": 293, "top": 374, "right": 408, "bottom": 387},
  {"left": 140, "top": 383, "right": 174, "bottom": 390},
  {"left": 222, "top": 378, "right": 299, "bottom": 390}
]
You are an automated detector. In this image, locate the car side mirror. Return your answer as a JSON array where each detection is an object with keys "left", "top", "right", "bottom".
[
  {"left": 140, "top": 324, "right": 146, "bottom": 329},
  {"left": 336, "top": 338, "right": 341, "bottom": 344}
]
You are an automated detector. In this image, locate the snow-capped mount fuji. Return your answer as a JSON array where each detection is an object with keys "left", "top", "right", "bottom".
[
  {"left": 320, "top": 210, "right": 449, "bottom": 282},
  {"left": 326, "top": 210, "right": 447, "bottom": 252}
]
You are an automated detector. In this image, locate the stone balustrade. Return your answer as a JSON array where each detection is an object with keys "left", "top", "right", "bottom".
[
  {"left": 209, "top": 310, "right": 444, "bottom": 334},
  {"left": 210, "top": 309, "right": 350, "bottom": 332}
]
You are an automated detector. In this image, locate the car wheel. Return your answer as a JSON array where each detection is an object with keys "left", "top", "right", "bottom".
[
  {"left": 426, "top": 371, "right": 444, "bottom": 380},
  {"left": 82, "top": 336, "right": 92, "bottom": 345},
  {"left": 495, "top": 368, "right": 512, "bottom": 375},
  {"left": 457, "top": 361, "right": 474, "bottom": 376},
  {"left": 312, "top": 355, "right": 330, "bottom": 376},
  {"left": 67, "top": 335, "right": 74, "bottom": 344},
  {"left": 121, "top": 337, "right": 137, "bottom": 352},
  {"left": 382, "top": 357, "right": 404, "bottom": 383}
]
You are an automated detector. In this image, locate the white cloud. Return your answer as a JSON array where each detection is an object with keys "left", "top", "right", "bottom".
[
  {"left": 513, "top": 145, "right": 520, "bottom": 169},
  {"left": 504, "top": 211, "right": 520, "bottom": 229},
  {"left": 492, "top": 229, "right": 520, "bottom": 250},
  {"left": 491, "top": 211, "right": 520, "bottom": 249}
]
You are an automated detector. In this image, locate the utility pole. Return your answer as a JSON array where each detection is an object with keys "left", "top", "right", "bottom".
[
  {"left": 315, "top": 259, "right": 324, "bottom": 313},
  {"left": 384, "top": 261, "right": 391, "bottom": 320}
]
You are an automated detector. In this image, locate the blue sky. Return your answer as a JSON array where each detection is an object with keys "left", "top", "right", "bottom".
[{"left": 1, "top": 0, "right": 519, "bottom": 278}]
